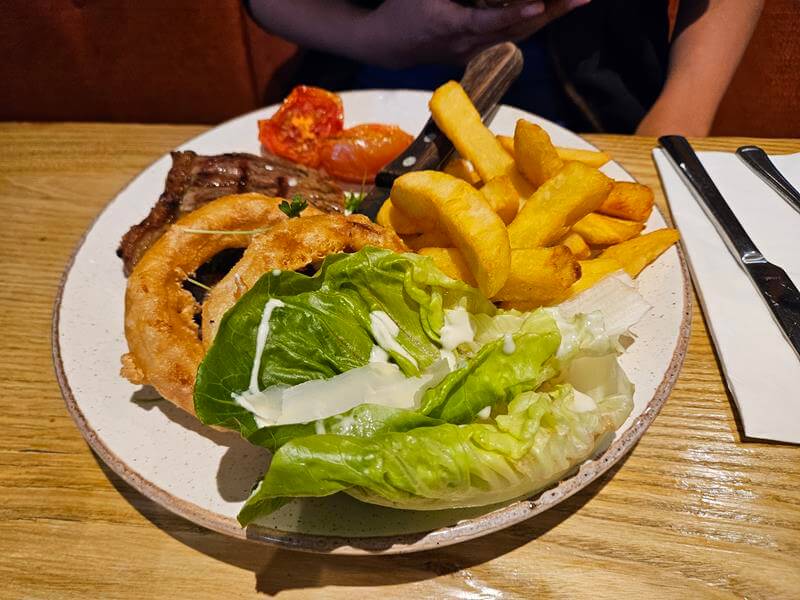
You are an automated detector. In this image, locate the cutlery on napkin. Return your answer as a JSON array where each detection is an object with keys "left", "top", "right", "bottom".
[{"left": 654, "top": 146, "right": 800, "bottom": 444}]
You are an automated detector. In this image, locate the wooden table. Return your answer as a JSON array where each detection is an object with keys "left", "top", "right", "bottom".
[{"left": 1, "top": 124, "right": 798, "bottom": 599}]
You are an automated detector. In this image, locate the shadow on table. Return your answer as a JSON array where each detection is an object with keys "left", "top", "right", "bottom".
[{"left": 94, "top": 449, "right": 632, "bottom": 597}]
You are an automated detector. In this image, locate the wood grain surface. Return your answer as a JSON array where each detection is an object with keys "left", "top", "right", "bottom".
[{"left": 1, "top": 123, "right": 798, "bottom": 599}]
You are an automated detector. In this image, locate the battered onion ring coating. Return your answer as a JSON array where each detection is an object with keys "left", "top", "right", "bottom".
[
  {"left": 201, "top": 214, "right": 407, "bottom": 347},
  {"left": 122, "top": 193, "right": 315, "bottom": 414}
]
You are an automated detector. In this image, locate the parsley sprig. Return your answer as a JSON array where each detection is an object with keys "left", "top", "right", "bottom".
[
  {"left": 279, "top": 195, "right": 308, "bottom": 218},
  {"left": 343, "top": 173, "right": 369, "bottom": 215}
]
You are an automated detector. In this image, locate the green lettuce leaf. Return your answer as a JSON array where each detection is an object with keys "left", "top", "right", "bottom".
[
  {"left": 194, "top": 248, "right": 491, "bottom": 435},
  {"left": 238, "top": 381, "right": 632, "bottom": 524},
  {"left": 248, "top": 403, "right": 444, "bottom": 452},
  {"left": 419, "top": 330, "right": 560, "bottom": 423}
]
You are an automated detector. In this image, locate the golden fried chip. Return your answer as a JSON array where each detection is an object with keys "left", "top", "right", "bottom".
[
  {"left": 514, "top": 120, "right": 564, "bottom": 187},
  {"left": 507, "top": 162, "right": 614, "bottom": 248},
  {"left": 392, "top": 170, "right": 510, "bottom": 296},
  {"left": 566, "top": 258, "right": 624, "bottom": 298},
  {"left": 443, "top": 156, "right": 482, "bottom": 186},
  {"left": 555, "top": 147, "right": 610, "bottom": 168},
  {"left": 377, "top": 199, "right": 426, "bottom": 234},
  {"left": 497, "top": 134, "right": 610, "bottom": 168},
  {"left": 598, "top": 181, "right": 655, "bottom": 223},
  {"left": 404, "top": 228, "right": 451, "bottom": 251},
  {"left": 558, "top": 232, "right": 591, "bottom": 259},
  {"left": 497, "top": 134, "right": 515, "bottom": 156},
  {"left": 430, "top": 82, "right": 533, "bottom": 198},
  {"left": 599, "top": 228, "right": 680, "bottom": 277},
  {"left": 493, "top": 246, "right": 580, "bottom": 304},
  {"left": 572, "top": 213, "right": 645, "bottom": 246},
  {"left": 481, "top": 175, "right": 519, "bottom": 224},
  {"left": 418, "top": 247, "right": 477, "bottom": 286}
]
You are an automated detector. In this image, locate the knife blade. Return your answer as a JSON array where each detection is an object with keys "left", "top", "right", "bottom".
[
  {"left": 736, "top": 145, "right": 800, "bottom": 216},
  {"left": 659, "top": 135, "right": 800, "bottom": 359},
  {"left": 356, "top": 42, "right": 523, "bottom": 220}
]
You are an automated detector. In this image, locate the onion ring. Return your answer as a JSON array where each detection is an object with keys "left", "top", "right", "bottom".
[
  {"left": 201, "top": 213, "right": 407, "bottom": 346},
  {"left": 122, "top": 193, "right": 315, "bottom": 413}
]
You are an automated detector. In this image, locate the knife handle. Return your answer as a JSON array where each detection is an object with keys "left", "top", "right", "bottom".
[
  {"left": 375, "top": 42, "right": 523, "bottom": 189},
  {"left": 659, "top": 135, "right": 762, "bottom": 264},
  {"left": 736, "top": 145, "right": 800, "bottom": 216}
]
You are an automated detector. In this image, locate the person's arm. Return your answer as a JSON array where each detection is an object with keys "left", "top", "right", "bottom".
[
  {"left": 245, "top": 0, "right": 590, "bottom": 69},
  {"left": 636, "top": 0, "right": 763, "bottom": 136}
]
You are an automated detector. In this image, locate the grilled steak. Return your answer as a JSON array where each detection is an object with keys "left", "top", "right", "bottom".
[{"left": 117, "top": 150, "right": 344, "bottom": 274}]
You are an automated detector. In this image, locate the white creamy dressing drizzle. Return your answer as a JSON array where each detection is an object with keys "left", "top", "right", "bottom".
[
  {"left": 369, "top": 310, "right": 417, "bottom": 368},
  {"left": 502, "top": 333, "right": 516, "bottom": 355},
  {"left": 439, "top": 308, "right": 475, "bottom": 368},
  {"left": 477, "top": 406, "right": 492, "bottom": 420},
  {"left": 440, "top": 307, "right": 474, "bottom": 350},
  {"left": 369, "top": 344, "right": 390, "bottom": 364},
  {"left": 272, "top": 269, "right": 282, "bottom": 277}
]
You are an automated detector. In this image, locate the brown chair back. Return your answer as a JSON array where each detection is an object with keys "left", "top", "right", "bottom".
[{"left": 0, "top": 1, "right": 296, "bottom": 123}]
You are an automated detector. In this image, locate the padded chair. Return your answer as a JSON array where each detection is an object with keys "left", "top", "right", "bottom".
[
  {"left": 712, "top": 0, "right": 800, "bottom": 137},
  {"left": 2, "top": 0, "right": 797, "bottom": 136},
  {"left": 0, "top": 1, "right": 296, "bottom": 123}
]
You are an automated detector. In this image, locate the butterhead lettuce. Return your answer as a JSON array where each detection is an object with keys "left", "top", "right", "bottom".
[{"left": 192, "top": 247, "right": 636, "bottom": 525}]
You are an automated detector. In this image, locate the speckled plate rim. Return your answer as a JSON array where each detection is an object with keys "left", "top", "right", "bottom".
[{"left": 52, "top": 96, "right": 692, "bottom": 555}]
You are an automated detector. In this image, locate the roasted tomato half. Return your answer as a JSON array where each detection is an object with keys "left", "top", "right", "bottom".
[
  {"left": 319, "top": 124, "right": 413, "bottom": 183},
  {"left": 258, "top": 86, "right": 344, "bottom": 167}
]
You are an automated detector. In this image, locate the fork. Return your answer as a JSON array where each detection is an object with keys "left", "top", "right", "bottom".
[{"left": 736, "top": 145, "right": 800, "bottom": 216}]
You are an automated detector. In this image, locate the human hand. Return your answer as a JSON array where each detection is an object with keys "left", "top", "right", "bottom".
[{"left": 359, "top": 0, "right": 592, "bottom": 69}]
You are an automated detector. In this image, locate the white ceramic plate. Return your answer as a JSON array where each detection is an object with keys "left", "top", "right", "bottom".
[{"left": 54, "top": 90, "right": 690, "bottom": 554}]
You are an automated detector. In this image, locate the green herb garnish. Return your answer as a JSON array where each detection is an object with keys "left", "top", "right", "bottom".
[
  {"left": 344, "top": 173, "right": 368, "bottom": 215},
  {"left": 344, "top": 190, "right": 366, "bottom": 215},
  {"left": 279, "top": 195, "right": 308, "bottom": 218}
]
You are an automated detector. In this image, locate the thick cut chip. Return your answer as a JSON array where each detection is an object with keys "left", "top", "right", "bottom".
[
  {"left": 566, "top": 258, "right": 624, "bottom": 298},
  {"left": 572, "top": 213, "right": 645, "bottom": 246},
  {"left": 377, "top": 199, "right": 426, "bottom": 234},
  {"left": 600, "top": 228, "right": 680, "bottom": 277},
  {"left": 404, "top": 228, "right": 451, "bottom": 251},
  {"left": 497, "top": 134, "right": 515, "bottom": 156},
  {"left": 497, "top": 135, "right": 610, "bottom": 168},
  {"left": 558, "top": 232, "right": 591, "bottom": 259},
  {"left": 392, "top": 171, "right": 511, "bottom": 296},
  {"left": 418, "top": 247, "right": 477, "bottom": 287},
  {"left": 443, "top": 156, "right": 482, "bottom": 186},
  {"left": 430, "top": 82, "right": 532, "bottom": 198},
  {"left": 481, "top": 176, "right": 519, "bottom": 224},
  {"left": 598, "top": 182, "right": 655, "bottom": 222},
  {"left": 430, "top": 82, "right": 513, "bottom": 181},
  {"left": 514, "top": 120, "right": 564, "bottom": 187},
  {"left": 556, "top": 147, "right": 610, "bottom": 168},
  {"left": 507, "top": 162, "right": 614, "bottom": 248},
  {"left": 493, "top": 246, "right": 580, "bottom": 304}
]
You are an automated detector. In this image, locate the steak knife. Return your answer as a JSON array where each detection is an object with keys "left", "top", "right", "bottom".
[
  {"left": 356, "top": 42, "right": 523, "bottom": 220},
  {"left": 659, "top": 135, "right": 800, "bottom": 359}
]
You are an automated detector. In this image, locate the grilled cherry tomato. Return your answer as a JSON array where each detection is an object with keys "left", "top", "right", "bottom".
[
  {"left": 258, "top": 86, "right": 344, "bottom": 167},
  {"left": 319, "top": 124, "right": 414, "bottom": 183}
]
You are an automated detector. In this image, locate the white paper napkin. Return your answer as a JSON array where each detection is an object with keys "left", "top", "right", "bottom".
[{"left": 653, "top": 148, "right": 800, "bottom": 444}]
